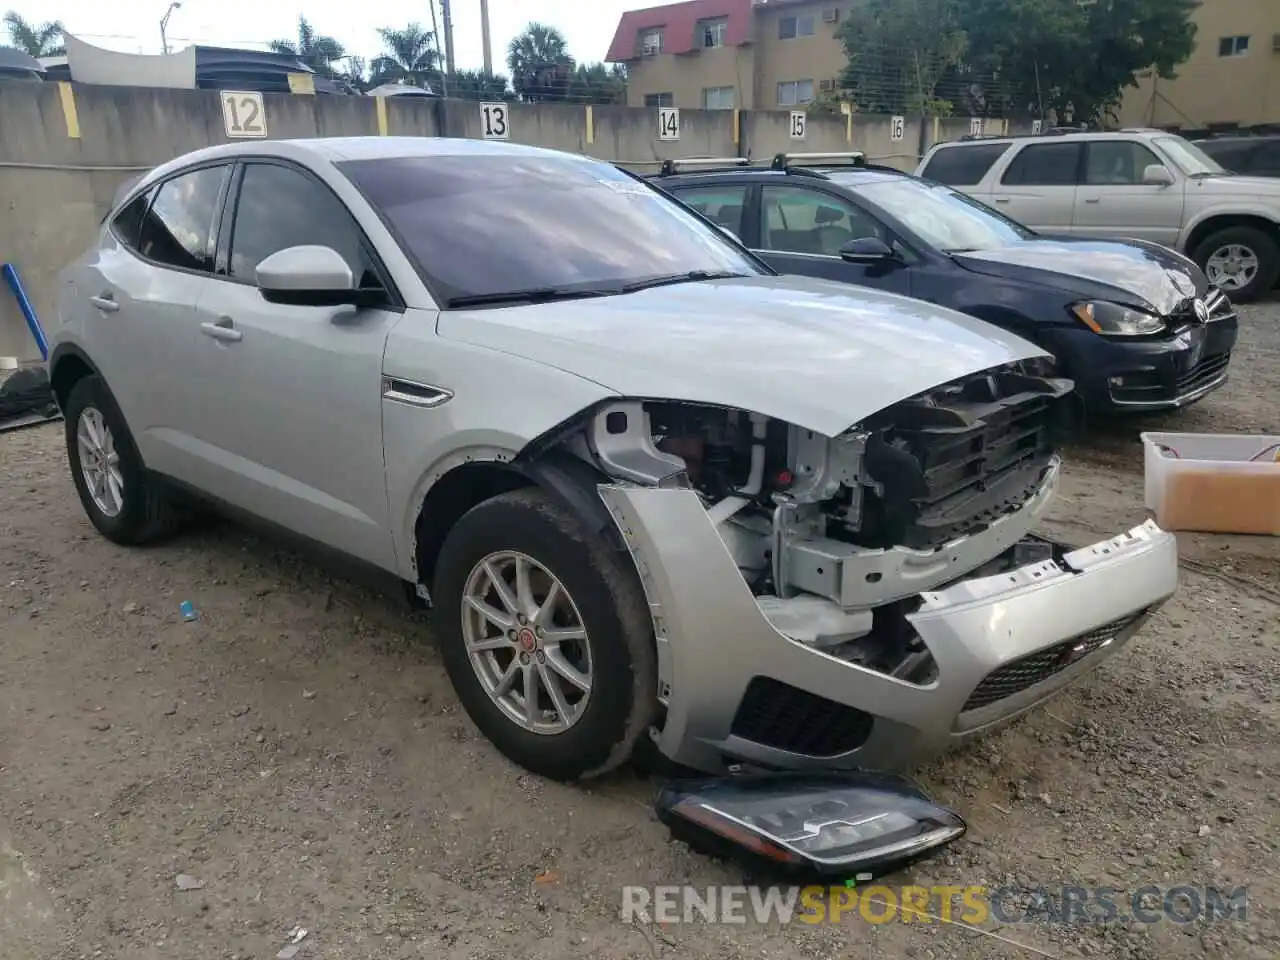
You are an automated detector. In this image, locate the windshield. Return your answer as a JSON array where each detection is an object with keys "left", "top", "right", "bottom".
[
  {"left": 339, "top": 154, "right": 763, "bottom": 304},
  {"left": 1154, "top": 136, "right": 1226, "bottom": 177},
  {"left": 832, "top": 175, "right": 1034, "bottom": 251}
]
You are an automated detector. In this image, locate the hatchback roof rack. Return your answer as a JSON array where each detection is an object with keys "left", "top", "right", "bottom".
[
  {"left": 771, "top": 151, "right": 866, "bottom": 170},
  {"left": 655, "top": 156, "right": 751, "bottom": 176}
]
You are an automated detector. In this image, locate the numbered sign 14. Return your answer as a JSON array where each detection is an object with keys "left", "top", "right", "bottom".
[
  {"left": 221, "top": 91, "right": 267, "bottom": 139},
  {"left": 890, "top": 115, "right": 905, "bottom": 143},
  {"left": 789, "top": 110, "right": 806, "bottom": 140},
  {"left": 658, "top": 107, "right": 680, "bottom": 141},
  {"left": 969, "top": 117, "right": 984, "bottom": 136},
  {"left": 480, "top": 102, "right": 510, "bottom": 140}
]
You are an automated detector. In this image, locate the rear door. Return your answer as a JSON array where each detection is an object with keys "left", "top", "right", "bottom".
[
  {"left": 661, "top": 182, "right": 753, "bottom": 243},
  {"left": 989, "top": 141, "right": 1083, "bottom": 235},
  {"left": 1073, "top": 139, "right": 1184, "bottom": 245}
]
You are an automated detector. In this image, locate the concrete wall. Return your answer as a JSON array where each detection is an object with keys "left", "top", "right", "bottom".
[{"left": 0, "top": 79, "right": 1034, "bottom": 361}]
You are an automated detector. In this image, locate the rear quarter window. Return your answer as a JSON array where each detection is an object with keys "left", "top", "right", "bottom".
[{"left": 919, "top": 143, "right": 1011, "bottom": 186}]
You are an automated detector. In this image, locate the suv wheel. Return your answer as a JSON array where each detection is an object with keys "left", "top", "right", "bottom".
[
  {"left": 1192, "top": 226, "right": 1280, "bottom": 303},
  {"left": 432, "top": 489, "right": 657, "bottom": 781},
  {"left": 63, "top": 375, "right": 180, "bottom": 545}
]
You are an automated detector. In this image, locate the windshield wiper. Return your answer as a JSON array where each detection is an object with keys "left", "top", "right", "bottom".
[
  {"left": 619, "top": 270, "right": 751, "bottom": 294},
  {"left": 445, "top": 287, "right": 612, "bottom": 308}
]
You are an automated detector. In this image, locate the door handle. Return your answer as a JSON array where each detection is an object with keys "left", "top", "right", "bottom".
[
  {"left": 88, "top": 294, "right": 119, "bottom": 313},
  {"left": 994, "top": 198, "right": 1010, "bottom": 204},
  {"left": 200, "top": 317, "right": 243, "bottom": 343},
  {"left": 1084, "top": 197, "right": 1101, "bottom": 204}
]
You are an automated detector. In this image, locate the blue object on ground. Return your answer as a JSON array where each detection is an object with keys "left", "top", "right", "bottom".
[
  {"left": 2, "top": 263, "right": 49, "bottom": 361},
  {"left": 180, "top": 600, "right": 199, "bottom": 621}
]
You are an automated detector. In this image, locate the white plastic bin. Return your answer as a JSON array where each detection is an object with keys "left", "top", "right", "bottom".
[{"left": 1140, "top": 432, "right": 1280, "bottom": 536}]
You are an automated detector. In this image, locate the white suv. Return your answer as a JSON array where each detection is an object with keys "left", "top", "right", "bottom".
[{"left": 916, "top": 129, "right": 1280, "bottom": 302}]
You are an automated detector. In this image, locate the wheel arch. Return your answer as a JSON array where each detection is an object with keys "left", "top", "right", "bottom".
[
  {"left": 1183, "top": 213, "right": 1280, "bottom": 257},
  {"left": 48, "top": 342, "right": 101, "bottom": 414}
]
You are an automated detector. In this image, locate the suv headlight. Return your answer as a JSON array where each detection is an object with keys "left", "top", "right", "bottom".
[{"left": 1070, "top": 300, "right": 1165, "bottom": 336}]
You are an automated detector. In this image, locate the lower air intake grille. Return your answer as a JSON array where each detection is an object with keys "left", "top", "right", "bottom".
[{"left": 730, "top": 676, "right": 874, "bottom": 757}]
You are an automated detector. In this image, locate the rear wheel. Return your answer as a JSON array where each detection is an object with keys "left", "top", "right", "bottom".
[
  {"left": 432, "top": 489, "right": 657, "bottom": 781},
  {"left": 1192, "top": 226, "right": 1280, "bottom": 303}
]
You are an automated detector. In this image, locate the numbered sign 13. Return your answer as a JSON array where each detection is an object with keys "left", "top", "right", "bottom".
[
  {"left": 480, "top": 102, "right": 510, "bottom": 140},
  {"left": 658, "top": 107, "right": 680, "bottom": 141},
  {"left": 789, "top": 111, "right": 806, "bottom": 140},
  {"left": 221, "top": 91, "right": 267, "bottom": 139},
  {"left": 890, "top": 116, "right": 905, "bottom": 142}
]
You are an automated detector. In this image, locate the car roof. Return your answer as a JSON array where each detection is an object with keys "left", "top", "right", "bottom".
[
  {"left": 653, "top": 165, "right": 913, "bottom": 186},
  {"left": 930, "top": 129, "right": 1174, "bottom": 151}
]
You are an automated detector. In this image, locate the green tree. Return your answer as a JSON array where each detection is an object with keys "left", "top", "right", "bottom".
[
  {"left": 507, "top": 22, "right": 574, "bottom": 102},
  {"left": 450, "top": 68, "right": 512, "bottom": 100},
  {"left": 269, "top": 16, "right": 346, "bottom": 79},
  {"left": 372, "top": 23, "right": 440, "bottom": 90},
  {"left": 3, "top": 11, "right": 64, "bottom": 57},
  {"left": 567, "top": 62, "right": 627, "bottom": 104}
]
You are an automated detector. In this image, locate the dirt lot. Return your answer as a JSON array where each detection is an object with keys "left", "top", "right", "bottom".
[{"left": 2, "top": 304, "right": 1277, "bottom": 960}]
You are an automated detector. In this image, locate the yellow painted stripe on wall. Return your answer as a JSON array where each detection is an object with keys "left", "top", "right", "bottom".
[
  {"left": 376, "top": 96, "right": 388, "bottom": 136},
  {"left": 58, "top": 81, "right": 80, "bottom": 139},
  {"left": 585, "top": 105, "right": 594, "bottom": 144},
  {"left": 733, "top": 109, "right": 740, "bottom": 145}
]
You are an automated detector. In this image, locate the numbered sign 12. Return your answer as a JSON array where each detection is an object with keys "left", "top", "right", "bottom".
[
  {"left": 789, "top": 110, "right": 806, "bottom": 140},
  {"left": 969, "top": 117, "right": 984, "bottom": 136},
  {"left": 658, "top": 107, "right": 680, "bottom": 141},
  {"left": 480, "top": 102, "right": 510, "bottom": 140},
  {"left": 221, "top": 91, "right": 267, "bottom": 139},
  {"left": 890, "top": 115, "right": 905, "bottom": 143}
]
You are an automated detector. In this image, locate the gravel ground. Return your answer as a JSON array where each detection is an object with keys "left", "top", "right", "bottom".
[{"left": 1, "top": 303, "right": 1277, "bottom": 960}]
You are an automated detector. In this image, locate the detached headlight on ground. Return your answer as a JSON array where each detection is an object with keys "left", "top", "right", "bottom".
[
  {"left": 655, "top": 772, "right": 967, "bottom": 880},
  {"left": 1070, "top": 300, "right": 1165, "bottom": 336}
]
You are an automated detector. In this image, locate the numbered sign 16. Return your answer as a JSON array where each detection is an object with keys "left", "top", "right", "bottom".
[
  {"left": 221, "top": 91, "right": 267, "bottom": 139},
  {"left": 789, "top": 110, "right": 806, "bottom": 140},
  {"left": 969, "top": 117, "right": 984, "bottom": 136},
  {"left": 1031, "top": 119, "right": 1044, "bottom": 135},
  {"left": 890, "top": 115, "right": 905, "bottom": 143},
  {"left": 480, "top": 102, "right": 510, "bottom": 140},
  {"left": 658, "top": 107, "right": 680, "bottom": 141}
]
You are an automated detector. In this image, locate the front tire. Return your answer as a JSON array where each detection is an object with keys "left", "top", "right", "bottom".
[
  {"left": 432, "top": 488, "right": 657, "bottom": 781},
  {"left": 1192, "top": 226, "right": 1280, "bottom": 303},
  {"left": 63, "top": 375, "right": 180, "bottom": 545}
]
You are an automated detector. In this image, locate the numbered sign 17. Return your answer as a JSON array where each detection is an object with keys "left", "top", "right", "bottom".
[
  {"left": 658, "top": 107, "right": 680, "bottom": 141},
  {"left": 480, "top": 102, "right": 510, "bottom": 140},
  {"left": 789, "top": 110, "right": 806, "bottom": 140},
  {"left": 890, "top": 115, "right": 905, "bottom": 143},
  {"left": 969, "top": 117, "right": 984, "bottom": 136},
  {"left": 221, "top": 91, "right": 267, "bottom": 139}
]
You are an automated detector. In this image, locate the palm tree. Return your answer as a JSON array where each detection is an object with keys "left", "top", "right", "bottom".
[
  {"left": 3, "top": 11, "right": 65, "bottom": 57},
  {"left": 269, "top": 16, "right": 346, "bottom": 79},
  {"left": 372, "top": 23, "right": 440, "bottom": 90},
  {"left": 507, "top": 23, "right": 575, "bottom": 102},
  {"left": 451, "top": 68, "right": 512, "bottom": 101}
]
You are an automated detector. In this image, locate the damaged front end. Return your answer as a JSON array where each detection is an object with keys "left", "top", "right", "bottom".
[{"left": 539, "top": 361, "right": 1178, "bottom": 774}]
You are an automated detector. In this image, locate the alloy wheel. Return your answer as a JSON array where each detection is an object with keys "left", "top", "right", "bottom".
[
  {"left": 76, "top": 406, "right": 124, "bottom": 518},
  {"left": 1204, "top": 244, "right": 1259, "bottom": 291}
]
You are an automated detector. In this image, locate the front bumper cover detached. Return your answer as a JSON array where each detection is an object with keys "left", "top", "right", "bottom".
[{"left": 598, "top": 485, "right": 1178, "bottom": 775}]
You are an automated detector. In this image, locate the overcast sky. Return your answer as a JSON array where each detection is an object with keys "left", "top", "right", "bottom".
[{"left": 4, "top": 0, "right": 632, "bottom": 70}]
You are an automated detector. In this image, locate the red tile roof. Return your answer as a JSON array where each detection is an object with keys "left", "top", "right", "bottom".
[{"left": 606, "top": 0, "right": 755, "bottom": 62}]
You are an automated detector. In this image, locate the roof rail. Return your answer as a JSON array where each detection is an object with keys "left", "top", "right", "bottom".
[
  {"left": 770, "top": 151, "right": 865, "bottom": 170},
  {"left": 656, "top": 156, "right": 751, "bottom": 176}
]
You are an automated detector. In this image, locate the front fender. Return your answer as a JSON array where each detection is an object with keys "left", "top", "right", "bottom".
[{"left": 1179, "top": 205, "right": 1280, "bottom": 251}]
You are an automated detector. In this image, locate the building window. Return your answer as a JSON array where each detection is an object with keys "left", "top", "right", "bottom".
[
  {"left": 640, "top": 29, "right": 664, "bottom": 56},
  {"left": 703, "top": 86, "right": 735, "bottom": 109},
  {"left": 701, "top": 18, "right": 728, "bottom": 49},
  {"left": 779, "top": 14, "right": 816, "bottom": 40},
  {"left": 777, "top": 79, "right": 815, "bottom": 107},
  {"left": 644, "top": 92, "right": 674, "bottom": 108},
  {"left": 1218, "top": 35, "right": 1250, "bottom": 57}
]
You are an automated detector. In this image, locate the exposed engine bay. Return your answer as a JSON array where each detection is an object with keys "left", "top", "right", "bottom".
[{"left": 563, "top": 362, "right": 1072, "bottom": 679}]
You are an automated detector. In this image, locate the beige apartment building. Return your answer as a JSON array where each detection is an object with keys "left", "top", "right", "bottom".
[{"left": 1117, "top": 0, "right": 1280, "bottom": 130}]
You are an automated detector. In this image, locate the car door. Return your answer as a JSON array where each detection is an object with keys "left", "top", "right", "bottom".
[
  {"left": 1073, "top": 140, "right": 1184, "bottom": 245},
  {"left": 662, "top": 182, "right": 752, "bottom": 243},
  {"left": 988, "top": 141, "right": 1083, "bottom": 235},
  {"left": 751, "top": 183, "right": 913, "bottom": 294},
  {"left": 73, "top": 163, "right": 233, "bottom": 482},
  {"left": 183, "top": 158, "right": 403, "bottom": 570}
]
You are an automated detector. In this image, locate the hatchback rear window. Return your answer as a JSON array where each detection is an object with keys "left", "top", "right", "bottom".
[{"left": 919, "top": 143, "right": 1010, "bottom": 186}]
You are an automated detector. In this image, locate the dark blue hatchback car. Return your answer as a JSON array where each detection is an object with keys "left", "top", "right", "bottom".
[{"left": 647, "top": 155, "right": 1239, "bottom": 416}]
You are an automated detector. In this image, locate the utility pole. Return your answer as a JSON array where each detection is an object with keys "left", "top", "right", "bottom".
[
  {"left": 159, "top": 1, "right": 181, "bottom": 55},
  {"left": 480, "top": 0, "right": 492, "bottom": 75},
  {"left": 440, "top": 0, "right": 456, "bottom": 77}
]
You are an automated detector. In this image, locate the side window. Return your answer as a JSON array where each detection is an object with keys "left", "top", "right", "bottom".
[
  {"left": 758, "top": 185, "right": 884, "bottom": 256},
  {"left": 110, "top": 185, "right": 157, "bottom": 251},
  {"left": 1252, "top": 142, "right": 1280, "bottom": 175},
  {"left": 137, "top": 166, "right": 229, "bottom": 272},
  {"left": 920, "top": 143, "right": 1010, "bottom": 186},
  {"left": 669, "top": 185, "right": 750, "bottom": 239},
  {"left": 228, "top": 162, "right": 380, "bottom": 288},
  {"left": 1000, "top": 143, "right": 1083, "bottom": 186},
  {"left": 1084, "top": 141, "right": 1165, "bottom": 185}
]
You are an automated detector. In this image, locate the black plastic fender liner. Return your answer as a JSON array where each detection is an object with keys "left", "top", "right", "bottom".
[{"left": 513, "top": 448, "right": 626, "bottom": 551}]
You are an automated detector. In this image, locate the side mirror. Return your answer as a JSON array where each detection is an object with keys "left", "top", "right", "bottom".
[
  {"left": 839, "top": 236, "right": 896, "bottom": 264},
  {"left": 1142, "top": 164, "right": 1174, "bottom": 186},
  {"left": 256, "top": 245, "right": 374, "bottom": 307}
]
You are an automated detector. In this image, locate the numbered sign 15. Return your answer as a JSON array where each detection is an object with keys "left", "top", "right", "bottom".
[
  {"left": 221, "top": 91, "right": 267, "bottom": 139},
  {"left": 789, "top": 110, "right": 806, "bottom": 140},
  {"left": 890, "top": 115, "right": 905, "bottom": 142},
  {"left": 658, "top": 107, "right": 680, "bottom": 141},
  {"left": 480, "top": 102, "right": 510, "bottom": 140},
  {"left": 969, "top": 117, "right": 984, "bottom": 136}
]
